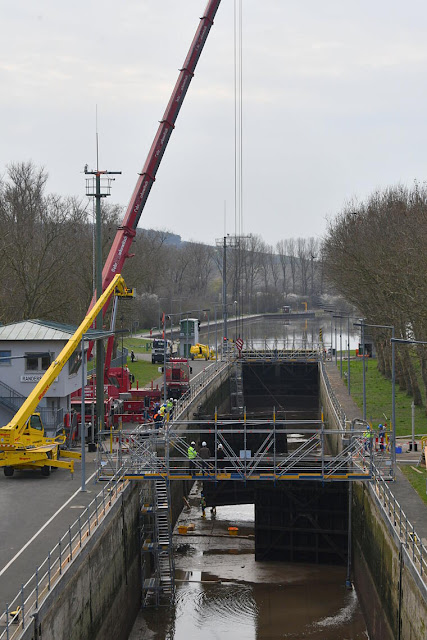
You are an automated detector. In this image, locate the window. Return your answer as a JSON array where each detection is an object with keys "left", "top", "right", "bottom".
[
  {"left": 25, "top": 352, "right": 52, "bottom": 372},
  {"left": 68, "top": 350, "right": 83, "bottom": 376},
  {"left": 0, "top": 350, "right": 11, "bottom": 365},
  {"left": 29, "top": 414, "right": 43, "bottom": 431}
]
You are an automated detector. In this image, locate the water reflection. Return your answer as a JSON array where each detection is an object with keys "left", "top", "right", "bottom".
[{"left": 226, "top": 317, "right": 360, "bottom": 352}]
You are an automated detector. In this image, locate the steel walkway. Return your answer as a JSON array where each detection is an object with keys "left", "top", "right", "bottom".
[{"left": 97, "top": 419, "right": 393, "bottom": 483}]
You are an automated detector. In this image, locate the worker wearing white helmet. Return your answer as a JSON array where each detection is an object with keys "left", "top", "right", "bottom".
[
  {"left": 217, "top": 442, "right": 226, "bottom": 470},
  {"left": 199, "top": 441, "right": 211, "bottom": 474}
]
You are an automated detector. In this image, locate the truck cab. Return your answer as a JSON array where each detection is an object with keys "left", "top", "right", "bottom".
[
  {"left": 151, "top": 338, "right": 172, "bottom": 364},
  {"left": 161, "top": 358, "right": 192, "bottom": 399}
]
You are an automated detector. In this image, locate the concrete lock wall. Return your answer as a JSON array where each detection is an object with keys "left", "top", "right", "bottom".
[
  {"left": 22, "top": 483, "right": 141, "bottom": 640},
  {"left": 319, "top": 363, "right": 427, "bottom": 640},
  {"left": 353, "top": 482, "right": 426, "bottom": 640},
  {"left": 20, "top": 365, "right": 232, "bottom": 640}
]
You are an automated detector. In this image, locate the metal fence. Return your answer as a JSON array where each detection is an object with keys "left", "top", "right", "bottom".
[
  {"left": 370, "top": 467, "right": 427, "bottom": 588},
  {"left": 0, "top": 380, "right": 25, "bottom": 414},
  {"left": 0, "top": 471, "right": 127, "bottom": 640},
  {"left": 319, "top": 360, "right": 347, "bottom": 431},
  {"left": 173, "top": 360, "right": 229, "bottom": 418},
  {"left": 39, "top": 408, "right": 64, "bottom": 434},
  {"left": 321, "top": 362, "right": 427, "bottom": 587}
]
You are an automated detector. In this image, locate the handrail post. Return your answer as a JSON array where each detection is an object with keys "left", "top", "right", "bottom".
[
  {"left": 21, "top": 584, "right": 25, "bottom": 630},
  {"left": 68, "top": 525, "right": 73, "bottom": 561},
  {"left": 273, "top": 407, "right": 276, "bottom": 478}
]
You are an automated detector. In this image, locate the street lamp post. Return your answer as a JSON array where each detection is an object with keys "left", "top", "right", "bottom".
[
  {"left": 355, "top": 321, "right": 396, "bottom": 475},
  {"left": 347, "top": 315, "right": 351, "bottom": 395},
  {"left": 163, "top": 313, "right": 170, "bottom": 404},
  {"left": 333, "top": 315, "right": 344, "bottom": 377},
  {"left": 334, "top": 319, "right": 338, "bottom": 366},
  {"left": 157, "top": 297, "right": 168, "bottom": 331},
  {"left": 390, "top": 337, "right": 427, "bottom": 476},
  {"left": 81, "top": 333, "right": 86, "bottom": 492},
  {"left": 234, "top": 301, "right": 238, "bottom": 340}
]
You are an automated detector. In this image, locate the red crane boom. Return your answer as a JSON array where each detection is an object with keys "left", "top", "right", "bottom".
[{"left": 97, "top": 0, "right": 221, "bottom": 298}]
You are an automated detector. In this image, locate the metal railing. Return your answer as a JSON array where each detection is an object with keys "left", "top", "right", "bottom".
[
  {"left": 173, "top": 360, "right": 229, "bottom": 418},
  {"left": 319, "top": 360, "right": 347, "bottom": 431},
  {"left": 321, "top": 362, "right": 427, "bottom": 587},
  {"left": 0, "top": 380, "right": 25, "bottom": 413},
  {"left": 97, "top": 419, "right": 393, "bottom": 482},
  {"left": 39, "top": 408, "right": 64, "bottom": 433},
  {"left": 240, "top": 346, "right": 322, "bottom": 362},
  {"left": 0, "top": 471, "right": 128, "bottom": 640},
  {"left": 370, "top": 467, "right": 427, "bottom": 587}
]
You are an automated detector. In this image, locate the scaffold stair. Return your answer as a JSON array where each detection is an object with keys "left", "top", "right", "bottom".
[{"left": 140, "top": 476, "right": 175, "bottom": 607}]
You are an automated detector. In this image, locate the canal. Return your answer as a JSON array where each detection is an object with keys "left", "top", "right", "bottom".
[{"left": 130, "top": 316, "right": 369, "bottom": 639}]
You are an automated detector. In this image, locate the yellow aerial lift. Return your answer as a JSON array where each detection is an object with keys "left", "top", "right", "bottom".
[{"left": 0, "top": 274, "right": 133, "bottom": 477}]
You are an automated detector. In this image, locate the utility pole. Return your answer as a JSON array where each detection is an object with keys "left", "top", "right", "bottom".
[
  {"left": 216, "top": 233, "right": 251, "bottom": 356},
  {"left": 84, "top": 165, "right": 121, "bottom": 446}
]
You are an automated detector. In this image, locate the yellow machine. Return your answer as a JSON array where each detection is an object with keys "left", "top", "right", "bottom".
[
  {"left": 190, "top": 343, "right": 211, "bottom": 360},
  {"left": 0, "top": 274, "right": 132, "bottom": 477}
]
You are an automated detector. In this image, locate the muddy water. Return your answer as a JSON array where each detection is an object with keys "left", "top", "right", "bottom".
[
  {"left": 131, "top": 501, "right": 368, "bottom": 640},
  {"left": 130, "top": 317, "right": 368, "bottom": 639}
]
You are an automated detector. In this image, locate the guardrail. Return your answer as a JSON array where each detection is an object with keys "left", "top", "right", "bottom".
[
  {"left": 370, "top": 467, "right": 427, "bottom": 587},
  {"left": 0, "top": 471, "right": 127, "bottom": 640},
  {"left": 321, "top": 362, "right": 427, "bottom": 587},
  {"left": 174, "top": 360, "right": 229, "bottom": 418},
  {"left": 241, "top": 346, "right": 321, "bottom": 361},
  {"left": 319, "top": 360, "right": 347, "bottom": 431}
]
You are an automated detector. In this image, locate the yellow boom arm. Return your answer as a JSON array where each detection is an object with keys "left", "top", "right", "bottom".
[{"left": 0, "top": 274, "right": 129, "bottom": 447}]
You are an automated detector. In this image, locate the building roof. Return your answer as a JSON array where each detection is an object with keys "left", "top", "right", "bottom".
[{"left": 0, "top": 319, "right": 113, "bottom": 342}]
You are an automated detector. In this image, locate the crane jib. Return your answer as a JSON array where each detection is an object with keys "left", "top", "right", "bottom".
[
  {"left": 100, "top": 0, "right": 221, "bottom": 286},
  {"left": 90, "top": 0, "right": 222, "bottom": 361}
]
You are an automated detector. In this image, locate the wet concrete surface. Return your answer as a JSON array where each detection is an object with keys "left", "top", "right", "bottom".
[{"left": 129, "top": 482, "right": 368, "bottom": 640}]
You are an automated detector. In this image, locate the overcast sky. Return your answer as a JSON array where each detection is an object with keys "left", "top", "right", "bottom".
[{"left": 2, "top": 0, "right": 427, "bottom": 246}]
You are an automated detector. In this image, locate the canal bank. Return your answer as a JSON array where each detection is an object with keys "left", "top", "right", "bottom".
[{"left": 322, "top": 361, "right": 427, "bottom": 640}]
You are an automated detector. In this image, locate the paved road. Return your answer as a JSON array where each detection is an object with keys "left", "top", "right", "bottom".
[
  {"left": 0, "top": 456, "right": 98, "bottom": 613},
  {"left": 0, "top": 358, "right": 214, "bottom": 614}
]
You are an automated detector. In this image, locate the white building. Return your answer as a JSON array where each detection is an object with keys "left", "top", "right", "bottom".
[{"left": 0, "top": 319, "right": 98, "bottom": 432}]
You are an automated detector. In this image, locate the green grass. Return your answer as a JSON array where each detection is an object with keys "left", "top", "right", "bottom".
[
  {"left": 399, "top": 465, "right": 427, "bottom": 505},
  {"left": 123, "top": 337, "right": 152, "bottom": 352},
  {"left": 125, "top": 357, "right": 161, "bottom": 387},
  {"left": 341, "top": 358, "right": 427, "bottom": 438}
]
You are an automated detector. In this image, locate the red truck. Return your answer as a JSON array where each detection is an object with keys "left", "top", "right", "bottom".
[{"left": 161, "top": 359, "right": 192, "bottom": 400}]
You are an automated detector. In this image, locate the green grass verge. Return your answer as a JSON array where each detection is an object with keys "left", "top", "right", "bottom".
[
  {"left": 399, "top": 465, "right": 427, "bottom": 505},
  {"left": 341, "top": 358, "right": 427, "bottom": 438},
  {"left": 125, "top": 357, "right": 161, "bottom": 387},
  {"left": 123, "top": 337, "right": 152, "bottom": 352}
]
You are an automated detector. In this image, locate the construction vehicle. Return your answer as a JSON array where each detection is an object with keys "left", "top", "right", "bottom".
[
  {"left": 152, "top": 338, "right": 173, "bottom": 364},
  {"left": 0, "top": 274, "right": 132, "bottom": 477},
  {"left": 85, "top": 0, "right": 222, "bottom": 387},
  {"left": 190, "top": 343, "right": 210, "bottom": 360},
  {"left": 161, "top": 359, "right": 192, "bottom": 400}
]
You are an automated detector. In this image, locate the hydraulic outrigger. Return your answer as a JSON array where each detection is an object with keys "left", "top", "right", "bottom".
[{"left": 0, "top": 274, "right": 133, "bottom": 477}]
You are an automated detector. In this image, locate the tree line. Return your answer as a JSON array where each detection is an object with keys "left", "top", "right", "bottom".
[
  {"left": 322, "top": 182, "right": 427, "bottom": 411},
  {"left": 0, "top": 162, "right": 333, "bottom": 332}
]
